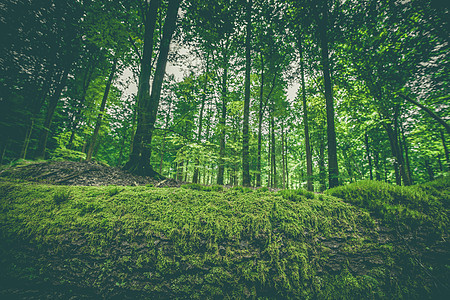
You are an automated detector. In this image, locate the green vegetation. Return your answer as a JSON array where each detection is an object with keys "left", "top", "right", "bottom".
[{"left": 1, "top": 177, "right": 448, "bottom": 298}]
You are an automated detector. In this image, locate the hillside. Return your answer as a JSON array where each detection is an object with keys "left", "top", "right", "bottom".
[{"left": 0, "top": 173, "right": 448, "bottom": 299}]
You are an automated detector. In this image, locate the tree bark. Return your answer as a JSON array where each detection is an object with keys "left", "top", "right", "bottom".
[
  {"left": 125, "top": 0, "right": 180, "bottom": 177},
  {"left": 441, "top": 131, "right": 449, "bottom": 171},
  {"left": 270, "top": 113, "right": 277, "bottom": 188},
  {"left": 36, "top": 68, "right": 69, "bottom": 159},
  {"left": 217, "top": 44, "right": 229, "bottom": 185},
  {"left": 242, "top": 0, "right": 252, "bottom": 187},
  {"left": 299, "top": 35, "right": 314, "bottom": 191},
  {"left": 318, "top": 1, "right": 339, "bottom": 188},
  {"left": 87, "top": 58, "right": 117, "bottom": 161},
  {"left": 364, "top": 131, "right": 373, "bottom": 180},
  {"left": 256, "top": 52, "right": 264, "bottom": 187},
  {"left": 193, "top": 54, "right": 209, "bottom": 183}
]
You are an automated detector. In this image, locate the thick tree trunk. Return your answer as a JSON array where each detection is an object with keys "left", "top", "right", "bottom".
[
  {"left": 125, "top": 0, "right": 160, "bottom": 171},
  {"left": 87, "top": 58, "right": 117, "bottom": 161},
  {"left": 318, "top": 2, "right": 339, "bottom": 188},
  {"left": 299, "top": 35, "right": 314, "bottom": 191},
  {"left": 400, "top": 124, "right": 413, "bottom": 184},
  {"left": 384, "top": 122, "right": 409, "bottom": 185},
  {"left": 125, "top": 0, "right": 179, "bottom": 177},
  {"left": 242, "top": 0, "right": 252, "bottom": 187},
  {"left": 36, "top": 68, "right": 69, "bottom": 159},
  {"left": 364, "top": 132, "right": 373, "bottom": 180}
]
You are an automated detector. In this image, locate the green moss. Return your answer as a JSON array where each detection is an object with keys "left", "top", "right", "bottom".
[{"left": 0, "top": 177, "right": 447, "bottom": 298}]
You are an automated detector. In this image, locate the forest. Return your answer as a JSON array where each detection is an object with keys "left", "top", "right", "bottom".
[{"left": 0, "top": 0, "right": 449, "bottom": 298}]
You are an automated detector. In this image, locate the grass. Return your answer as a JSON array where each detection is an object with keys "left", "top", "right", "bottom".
[{"left": 0, "top": 177, "right": 448, "bottom": 298}]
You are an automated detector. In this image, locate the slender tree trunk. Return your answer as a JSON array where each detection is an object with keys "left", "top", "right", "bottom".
[
  {"left": 373, "top": 150, "right": 382, "bottom": 181},
  {"left": 125, "top": 0, "right": 179, "bottom": 177},
  {"left": 285, "top": 130, "right": 289, "bottom": 189},
  {"left": 193, "top": 54, "right": 209, "bottom": 183},
  {"left": 318, "top": 2, "right": 339, "bottom": 188},
  {"left": 400, "top": 124, "right": 413, "bottom": 184},
  {"left": 267, "top": 136, "right": 271, "bottom": 188},
  {"left": 299, "top": 35, "right": 313, "bottom": 191},
  {"left": 242, "top": 0, "right": 252, "bottom": 187},
  {"left": 424, "top": 158, "right": 435, "bottom": 181},
  {"left": 281, "top": 123, "right": 286, "bottom": 189},
  {"left": 256, "top": 52, "right": 264, "bottom": 187},
  {"left": 87, "top": 58, "right": 117, "bottom": 161},
  {"left": 68, "top": 56, "right": 98, "bottom": 149},
  {"left": 384, "top": 123, "right": 402, "bottom": 185},
  {"left": 364, "top": 131, "right": 373, "bottom": 180},
  {"left": 217, "top": 46, "right": 229, "bottom": 185},
  {"left": 441, "top": 131, "right": 449, "bottom": 171},
  {"left": 318, "top": 134, "right": 326, "bottom": 192},
  {"left": 271, "top": 114, "right": 277, "bottom": 188},
  {"left": 36, "top": 68, "right": 70, "bottom": 159}
]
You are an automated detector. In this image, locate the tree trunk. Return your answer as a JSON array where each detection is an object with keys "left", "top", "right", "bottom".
[
  {"left": 256, "top": 52, "right": 264, "bottom": 187},
  {"left": 373, "top": 149, "right": 382, "bottom": 181},
  {"left": 281, "top": 123, "right": 286, "bottom": 189},
  {"left": 384, "top": 122, "right": 407, "bottom": 186},
  {"left": 318, "top": 134, "right": 326, "bottom": 192},
  {"left": 125, "top": 0, "right": 179, "bottom": 177},
  {"left": 318, "top": 2, "right": 339, "bottom": 188},
  {"left": 364, "top": 131, "right": 373, "bottom": 180},
  {"left": 400, "top": 124, "right": 413, "bottom": 184},
  {"left": 242, "top": 0, "right": 252, "bottom": 187},
  {"left": 441, "top": 131, "right": 449, "bottom": 171},
  {"left": 87, "top": 58, "right": 117, "bottom": 161},
  {"left": 36, "top": 68, "right": 69, "bottom": 159},
  {"left": 217, "top": 45, "right": 229, "bottom": 185},
  {"left": 299, "top": 35, "right": 314, "bottom": 191},
  {"left": 193, "top": 54, "right": 209, "bottom": 183},
  {"left": 271, "top": 114, "right": 277, "bottom": 188}
]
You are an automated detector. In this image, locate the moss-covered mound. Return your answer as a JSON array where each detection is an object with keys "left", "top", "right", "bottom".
[{"left": 0, "top": 178, "right": 448, "bottom": 299}]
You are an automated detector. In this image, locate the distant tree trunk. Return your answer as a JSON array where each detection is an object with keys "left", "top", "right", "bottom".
[
  {"left": 318, "top": 134, "right": 326, "bottom": 192},
  {"left": 373, "top": 150, "right": 382, "bottom": 181},
  {"left": 281, "top": 123, "right": 286, "bottom": 189},
  {"left": 270, "top": 113, "right": 277, "bottom": 188},
  {"left": 36, "top": 68, "right": 70, "bottom": 159},
  {"left": 177, "top": 159, "right": 184, "bottom": 182},
  {"left": 384, "top": 122, "right": 404, "bottom": 185},
  {"left": 193, "top": 54, "right": 209, "bottom": 184},
  {"left": 400, "top": 124, "right": 413, "bottom": 184},
  {"left": 318, "top": 1, "right": 339, "bottom": 188},
  {"left": 87, "top": 58, "right": 117, "bottom": 161},
  {"left": 364, "top": 131, "right": 373, "bottom": 180},
  {"left": 256, "top": 52, "right": 264, "bottom": 187},
  {"left": 441, "top": 131, "right": 449, "bottom": 171},
  {"left": 0, "top": 140, "right": 8, "bottom": 165},
  {"left": 299, "top": 35, "right": 314, "bottom": 191},
  {"left": 68, "top": 55, "right": 98, "bottom": 149},
  {"left": 217, "top": 45, "right": 229, "bottom": 185},
  {"left": 424, "top": 158, "right": 435, "bottom": 181},
  {"left": 242, "top": 0, "right": 252, "bottom": 187},
  {"left": 125, "top": 0, "right": 180, "bottom": 177},
  {"left": 267, "top": 136, "right": 271, "bottom": 188},
  {"left": 285, "top": 130, "right": 289, "bottom": 189}
]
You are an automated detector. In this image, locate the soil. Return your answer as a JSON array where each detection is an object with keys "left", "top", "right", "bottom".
[{"left": 0, "top": 160, "right": 180, "bottom": 187}]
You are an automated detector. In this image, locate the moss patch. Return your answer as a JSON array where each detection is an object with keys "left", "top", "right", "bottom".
[{"left": 0, "top": 178, "right": 448, "bottom": 298}]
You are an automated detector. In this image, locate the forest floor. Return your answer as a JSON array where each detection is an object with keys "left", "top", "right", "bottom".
[{"left": 0, "top": 159, "right": 180, "bottom": 187}]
